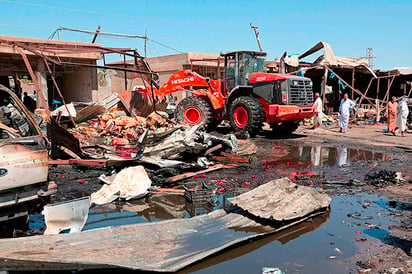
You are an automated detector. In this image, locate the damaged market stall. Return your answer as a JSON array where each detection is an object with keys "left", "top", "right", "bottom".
[
  {"left": 282, "top": 42, "right": 412, "bottom": 122},
  {"left": 0, "top": 34, "right": 161, "bottom": 161}
]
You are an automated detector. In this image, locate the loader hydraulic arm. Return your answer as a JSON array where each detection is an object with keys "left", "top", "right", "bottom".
[{"left": 155, "top": 70, "right": 222, "bottom": 97}]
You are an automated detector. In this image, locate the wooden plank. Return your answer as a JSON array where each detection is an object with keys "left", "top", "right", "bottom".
[
  {"left": 48, "top": 160, "right": 70, "bottom": 165},
  {"left": 166, "top": 164, "right": 236, "bottom": 183},
  {"left": 204, "top": 144, "right": 223, "bottom": 156},
  {"left": 211, "top": 156, "right": 250, "bottom": 163}
]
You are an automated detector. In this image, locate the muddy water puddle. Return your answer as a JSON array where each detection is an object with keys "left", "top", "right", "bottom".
[
  {"left": 257, "top": 143, "right": 388, "bottom": 171},
  {"left": 190, "top": 192, "right": 403, "bottom": 274}
]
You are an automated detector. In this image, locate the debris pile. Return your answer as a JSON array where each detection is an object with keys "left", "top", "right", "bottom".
[
  {"left": 70, "top": 109, "right": 174, "bottom": 147},
  {"left": 364, "top": 168, "right": 398, "bottom": 187}
]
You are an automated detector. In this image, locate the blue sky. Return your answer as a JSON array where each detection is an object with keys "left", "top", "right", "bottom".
[{"left": 0, "top": 0, "right": 410, "bottom": 70}]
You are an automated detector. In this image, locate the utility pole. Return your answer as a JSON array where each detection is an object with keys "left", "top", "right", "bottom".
[
  {"left": 364, "top": 48, "right": 375, "bottom": 68},
  {"left": 250, "top": 23, "right": 262, "bottom": 52},
  {"left": 91, "top": 25, "right": 101, "bottom": 43},
  {"left": 144, "top": 29, "right": 148, "bottom": 58}
]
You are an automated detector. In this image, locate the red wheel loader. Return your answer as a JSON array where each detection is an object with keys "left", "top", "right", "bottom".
[{"left": 153, "top": 50, "right": 316, "bottom": 135}]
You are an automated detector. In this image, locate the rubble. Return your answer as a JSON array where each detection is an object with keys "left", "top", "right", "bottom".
[
  {"left": 70, "top": 109, "right": 173, "bottom": 147},
  {"left": 365, "top": 168, "right": 398, "bottom": 187}
]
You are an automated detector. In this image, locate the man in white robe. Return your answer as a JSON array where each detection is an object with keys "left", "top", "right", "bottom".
[
  {"left": 396, "top": 98, "right": 410, "bottom": 136},
  {"left": 339, "top": 93, "right": 356, "bottom": 133},
  {"left": 313, "top": 93, "right": 323, "bottom": 128}
]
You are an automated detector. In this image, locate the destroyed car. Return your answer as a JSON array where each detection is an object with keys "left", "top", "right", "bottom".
[{"left": 0, "top": 84, "right": 49, "bottom": 223}]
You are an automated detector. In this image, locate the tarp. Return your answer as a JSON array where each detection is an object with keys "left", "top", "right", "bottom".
[{"left": 90, "top": 165, "right": 152, "bottom": 205}]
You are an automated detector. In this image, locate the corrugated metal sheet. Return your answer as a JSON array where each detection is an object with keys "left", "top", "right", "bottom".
[
  {"left": 228, "top": 178, "right": 331, "bottom": 221},
  {"left": 0, "top": 210, "right": 271, "bottom": 271}
]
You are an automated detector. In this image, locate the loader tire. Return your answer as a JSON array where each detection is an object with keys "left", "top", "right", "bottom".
[
  {"left": 229, "top": 96, "right": 265, "bottom": 136},
  {"left": 175, "top": 96, "right": 213, "bottom": 129}
]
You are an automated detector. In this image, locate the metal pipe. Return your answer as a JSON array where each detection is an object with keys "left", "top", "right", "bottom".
[
  {"left": 59, "top": 62, "right": 154, "bottom": 74},
  {"left": 44, "top": 59, "right": 76, "bottom": 125}
]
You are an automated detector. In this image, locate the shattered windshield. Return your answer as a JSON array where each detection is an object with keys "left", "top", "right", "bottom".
[{"left": 0, "top": 89, "right": 37, "bottom": 139}]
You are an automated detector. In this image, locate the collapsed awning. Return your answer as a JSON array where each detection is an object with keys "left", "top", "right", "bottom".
[
  {"left": 392, "top": 67, "right": 412, "bottom": 75},
  {"left": 298, "top": 41, "right": 377, "bottom": 78}
]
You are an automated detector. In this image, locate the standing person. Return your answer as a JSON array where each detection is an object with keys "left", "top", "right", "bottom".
[
  {"left": 313, "top": 93, "right": 323, "bottom": 128},
  {"left": 338, "top": 93, "right": 356, "bottom": 133},
  {"left": 387, "top": 96, "right": 398, "bottom": 135},
  {"left": 396, "top": 97, "right": 410, "bottom": 137},
  {"left": 22, "top": 92, "right": 35, "bottom": 113}
]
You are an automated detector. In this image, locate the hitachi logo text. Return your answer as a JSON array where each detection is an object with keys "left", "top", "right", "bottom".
[
  {"left": 171, "top": 77, "right": 194, "bottom": 85},
  {"left": 255, "top": 76, "right": 267, "bottom": 81}
]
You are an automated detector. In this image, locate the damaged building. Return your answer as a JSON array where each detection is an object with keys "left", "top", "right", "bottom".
[{"left": 0, "top": 35, "right": 154, "bottom": 114}]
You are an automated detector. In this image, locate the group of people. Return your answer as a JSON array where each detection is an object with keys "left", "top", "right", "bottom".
[
  {"left": 312, "top": 92, "right": 410, "bottom": 136},
  {"left": 387, "top": 96, "right": 410, "bottom": 136}
]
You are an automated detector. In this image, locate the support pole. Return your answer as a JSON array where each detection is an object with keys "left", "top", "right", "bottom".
[
  {"left": 322, "top": 67, "right": 327, "bottom": 110},
  {"left": 14, "top": 46, "right": 51, "bottom": 118},
  {"left": 44, "top": 59, "right": 76, "bottom": 125},
  {"left": 123, "top": 54, "right": 127, "bottom": 90},
  {"left": 358, "top": 78, "right": 374, "bottom": 106},
  {"left": 376, "top": 78, "right": 380, "bottom": 123},
  {"left": 351, "top": 68, "right": 355, "bottom": 100},
  {"left": 383, "top": 76, "right": 396, "bottom": 103}
]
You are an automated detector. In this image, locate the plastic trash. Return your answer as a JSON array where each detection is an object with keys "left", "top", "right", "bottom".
[{"left": 262, "top": 267, "right": 285, "bottom": 274}]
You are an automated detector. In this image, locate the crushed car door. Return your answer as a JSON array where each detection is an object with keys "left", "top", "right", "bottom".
[{"left": 0, "top": 85, "right": 48, "bottom": 191}]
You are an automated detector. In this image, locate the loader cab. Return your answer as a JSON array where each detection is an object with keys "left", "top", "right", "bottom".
[{"left": 221, "top": 51, "right": 267, "bottom": 92}]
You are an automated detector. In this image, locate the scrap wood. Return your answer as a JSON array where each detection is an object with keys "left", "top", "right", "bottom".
[
  {"left": 210, "top": 156, "right": 250, "bottom": 163},
  {"left": 152, "top": 188, "right": 185, "bottom": 193},
  {"left": 167, "top": 164, "right": 237, "bottom": 183},
  {"left": 221, "top": 151, "right": 251, "bottom": 161},
  {"left": 204, "top": 144, "right": 223, "bottom": 156},
  {"left": 150, "top": 188, "right": 185, "bottom": 195},
  {"left": 48, "top": 160, "right": 70, "bottom": 165}
]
